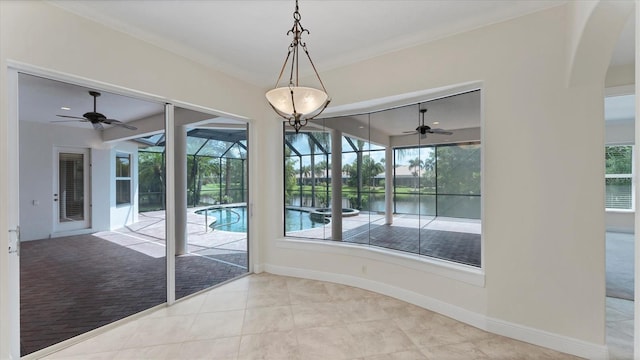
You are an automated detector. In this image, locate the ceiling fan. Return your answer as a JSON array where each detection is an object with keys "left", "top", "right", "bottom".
[
  {"left": 54, "top": 91, "right": 137, "bottom": 130},
  {"left": 403, "top": 108, "right": 452, "bottom": 138}
]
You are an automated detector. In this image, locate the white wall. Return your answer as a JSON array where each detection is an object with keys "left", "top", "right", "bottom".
[
  {"left": 606, "top": 64, "right": 635, "bottom": 88},
  {"left": 92, "top": 148, "right": 111, "bottom": 233},
  {"left": 19, "top": 122, "right": 152, "bottom": 240},
  {"left": 18, "top": 121, "right": 112, "bottom": 241}
]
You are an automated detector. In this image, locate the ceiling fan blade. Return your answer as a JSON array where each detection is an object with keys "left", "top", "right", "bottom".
[
  {"left": 91, "top": 122, "right": 104, "bottom": 130},
  {"left": 115, "top": 123, "right": 138, "bottom": 131},
  {"left": 402, "top": 130, "right": 417, "bottom": 134},
  {"left": 105, "top": 119, "right": 137, "bottom": 130},
  {"left": 56, "top": 114, "right": 86, "bottom": 120},
  {"left": 51, "top": 119, "right": 88, "bottom": 123},
  {"left": 430, "top": 129, "right": 453, "bottom": 135}
]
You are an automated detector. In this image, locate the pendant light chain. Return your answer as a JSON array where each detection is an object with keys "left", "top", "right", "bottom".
[{"left": 266, "top": 0, "right": 331, "bottom": 133}]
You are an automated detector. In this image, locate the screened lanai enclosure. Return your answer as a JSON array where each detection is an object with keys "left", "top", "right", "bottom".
[
  {"left": 135, "top": 125, "right": 249, "bottom": 298},
  {"left": 18, "top": 72, "right": 251, "bottom": 356},
  {"left": 137, "top": 128, "right": 248, "bottom": 211},
  {"left": 283, "top": 89, "right": 482, "bottom": 267}
]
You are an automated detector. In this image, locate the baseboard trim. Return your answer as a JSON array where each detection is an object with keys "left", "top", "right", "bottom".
[
  {"left": 263, "top": 263, "right": 608, "bottom": 360},
  {"left": 485, "top": 316, "right": 609, "bottom": 360}
]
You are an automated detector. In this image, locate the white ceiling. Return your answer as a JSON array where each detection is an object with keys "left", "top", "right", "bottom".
[
  {"left": 18, "top": 73, "right": 166, "bottom": 127},
  {"left": 50, "top": 0, "right": 594, "bottom": 88},
  {"left": 21, "top": 1, "right": 634, "bottom": 136},
  {"left": 340, "top": 90, "right": 482, "bottom": 135},
  {"left": 299, "top": 89, "right": 480, "bottom": 143}
]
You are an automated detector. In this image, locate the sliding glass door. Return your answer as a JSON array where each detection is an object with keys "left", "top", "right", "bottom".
[
  {"left": 18, "top": 74, "right": 168, "bottom": 355},
  {"left": 173, "top": 107, "right": 249, "bottom": 300}
]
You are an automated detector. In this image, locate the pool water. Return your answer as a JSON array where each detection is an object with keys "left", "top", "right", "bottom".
[
  {"left": 285, "top": 209, "right": 328, "bottom": 232},
  {"left": 196, "top": 206, "right": 327, "bottom": 233},
  {"left": 198, "top": 206, "right": 248, "bottom": 232}
]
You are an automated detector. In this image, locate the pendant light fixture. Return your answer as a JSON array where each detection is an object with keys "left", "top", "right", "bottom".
[{"left": 266, "top": 0, "right": 330, "bottom": 133}]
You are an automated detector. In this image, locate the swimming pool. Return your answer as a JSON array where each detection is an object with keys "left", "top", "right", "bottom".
[
  {"left": 196, "top": 206, "right": 248, "bottom": 232},
  {"left": 195, "top": 206, "right": 328, "bottom": 233},
  {"left": 284, "top": 209, "right": 328, "bottom": 232}
]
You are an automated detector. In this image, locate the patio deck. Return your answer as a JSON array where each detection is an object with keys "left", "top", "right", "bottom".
[
  {"left": 20, "top": 208, "right": 248, "bottom": 356},
  {"left": 20, "top": 208, "right": 483, "bottom": 355},
  {"left": 287, "top": 213, "right": 482, "bottom": 267}
]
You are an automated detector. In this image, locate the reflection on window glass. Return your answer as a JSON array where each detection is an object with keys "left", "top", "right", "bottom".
[
  {"left": 282, "top": 90, "right": 482, "bottom": 267},
  {"left": 436, "top": 143, "right": 481, "bottom": 218},
  {"left": 138, "top": 151, "right": 165, "bottom": 211},
  {"left": 284, "top": 130, "right": 332, "bottom": 210},
  {"left": 393, "top": 144, "right": 480, "bottom": 218}
]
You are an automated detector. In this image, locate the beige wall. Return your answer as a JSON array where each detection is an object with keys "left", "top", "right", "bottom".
[
  {"left": 607, "top": 64, "right": 635, "bottom": 88},
  {"left": 0, "top": 1, "right": 631, "bottom": 358},
  {"left": 0, "top": 2, "right": 266, "bottom": 118}
]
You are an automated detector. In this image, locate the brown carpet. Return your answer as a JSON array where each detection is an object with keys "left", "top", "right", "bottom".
[{"left": 20, "top": 234, "right": 247, "bottom": 356}]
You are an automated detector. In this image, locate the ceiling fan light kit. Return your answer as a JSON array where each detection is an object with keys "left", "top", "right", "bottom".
[
  {"left": 266, "top": 0, "right": 330, "bottom": 133},
  {"left": 55, "top": 91, "right": 137, "bottom": 131}
]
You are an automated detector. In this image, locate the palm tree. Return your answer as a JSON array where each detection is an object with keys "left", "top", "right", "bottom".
[
  {"left": 288, "top": 131, "right": 330, "bottom": 207},
  {"left": 138, "top": 151, "right": 165, "bottom": 210},
  {"left": 284, "top": 147, "right": 298, "bottom": 204},
  {"left": 309, "top": 133, "right": 330, "bottom": 207},
  {"left": 421, "top": 154, "right": 435, "bottom": 190},
  {"left": 361, "top": 156, "right": 385, "bottom": 187},
  {"left": 195, "top": 157, "right": 220, "bottom": 205},
  {"left": 315, "top": 160, "right": 328, "bottom": 177},
  {"left": 408, "top": 157, "right": 424, "bottom": 189},
  {"left": 342, "top": 163, "right": 353, "bottom": 181},
  {"left": 299, "top": 165, "right": 311, "bottom": 185}
]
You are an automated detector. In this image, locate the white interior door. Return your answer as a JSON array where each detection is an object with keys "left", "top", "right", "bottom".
[{"left": 54, "top": 147, "right": 91, "bottom": 233}]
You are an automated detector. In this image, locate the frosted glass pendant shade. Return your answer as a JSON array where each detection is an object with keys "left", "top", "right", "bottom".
[{"left": 266, "top": 86, "right": 329, "bottom": 117}]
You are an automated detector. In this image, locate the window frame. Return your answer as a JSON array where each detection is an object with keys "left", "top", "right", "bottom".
[
  {"left": 115, "top": 152, "right": 132, "bottom": 206},
  {"left": 605, "top": 144, "right": 635, "bottom": 212},
  {"left": 281, "top": 86, "right": 484, "bottom": 273}
]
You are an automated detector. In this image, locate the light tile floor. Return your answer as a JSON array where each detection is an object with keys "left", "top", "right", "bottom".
[{"left": 40, "top": 273, "right": 581, "bottom": 360}]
